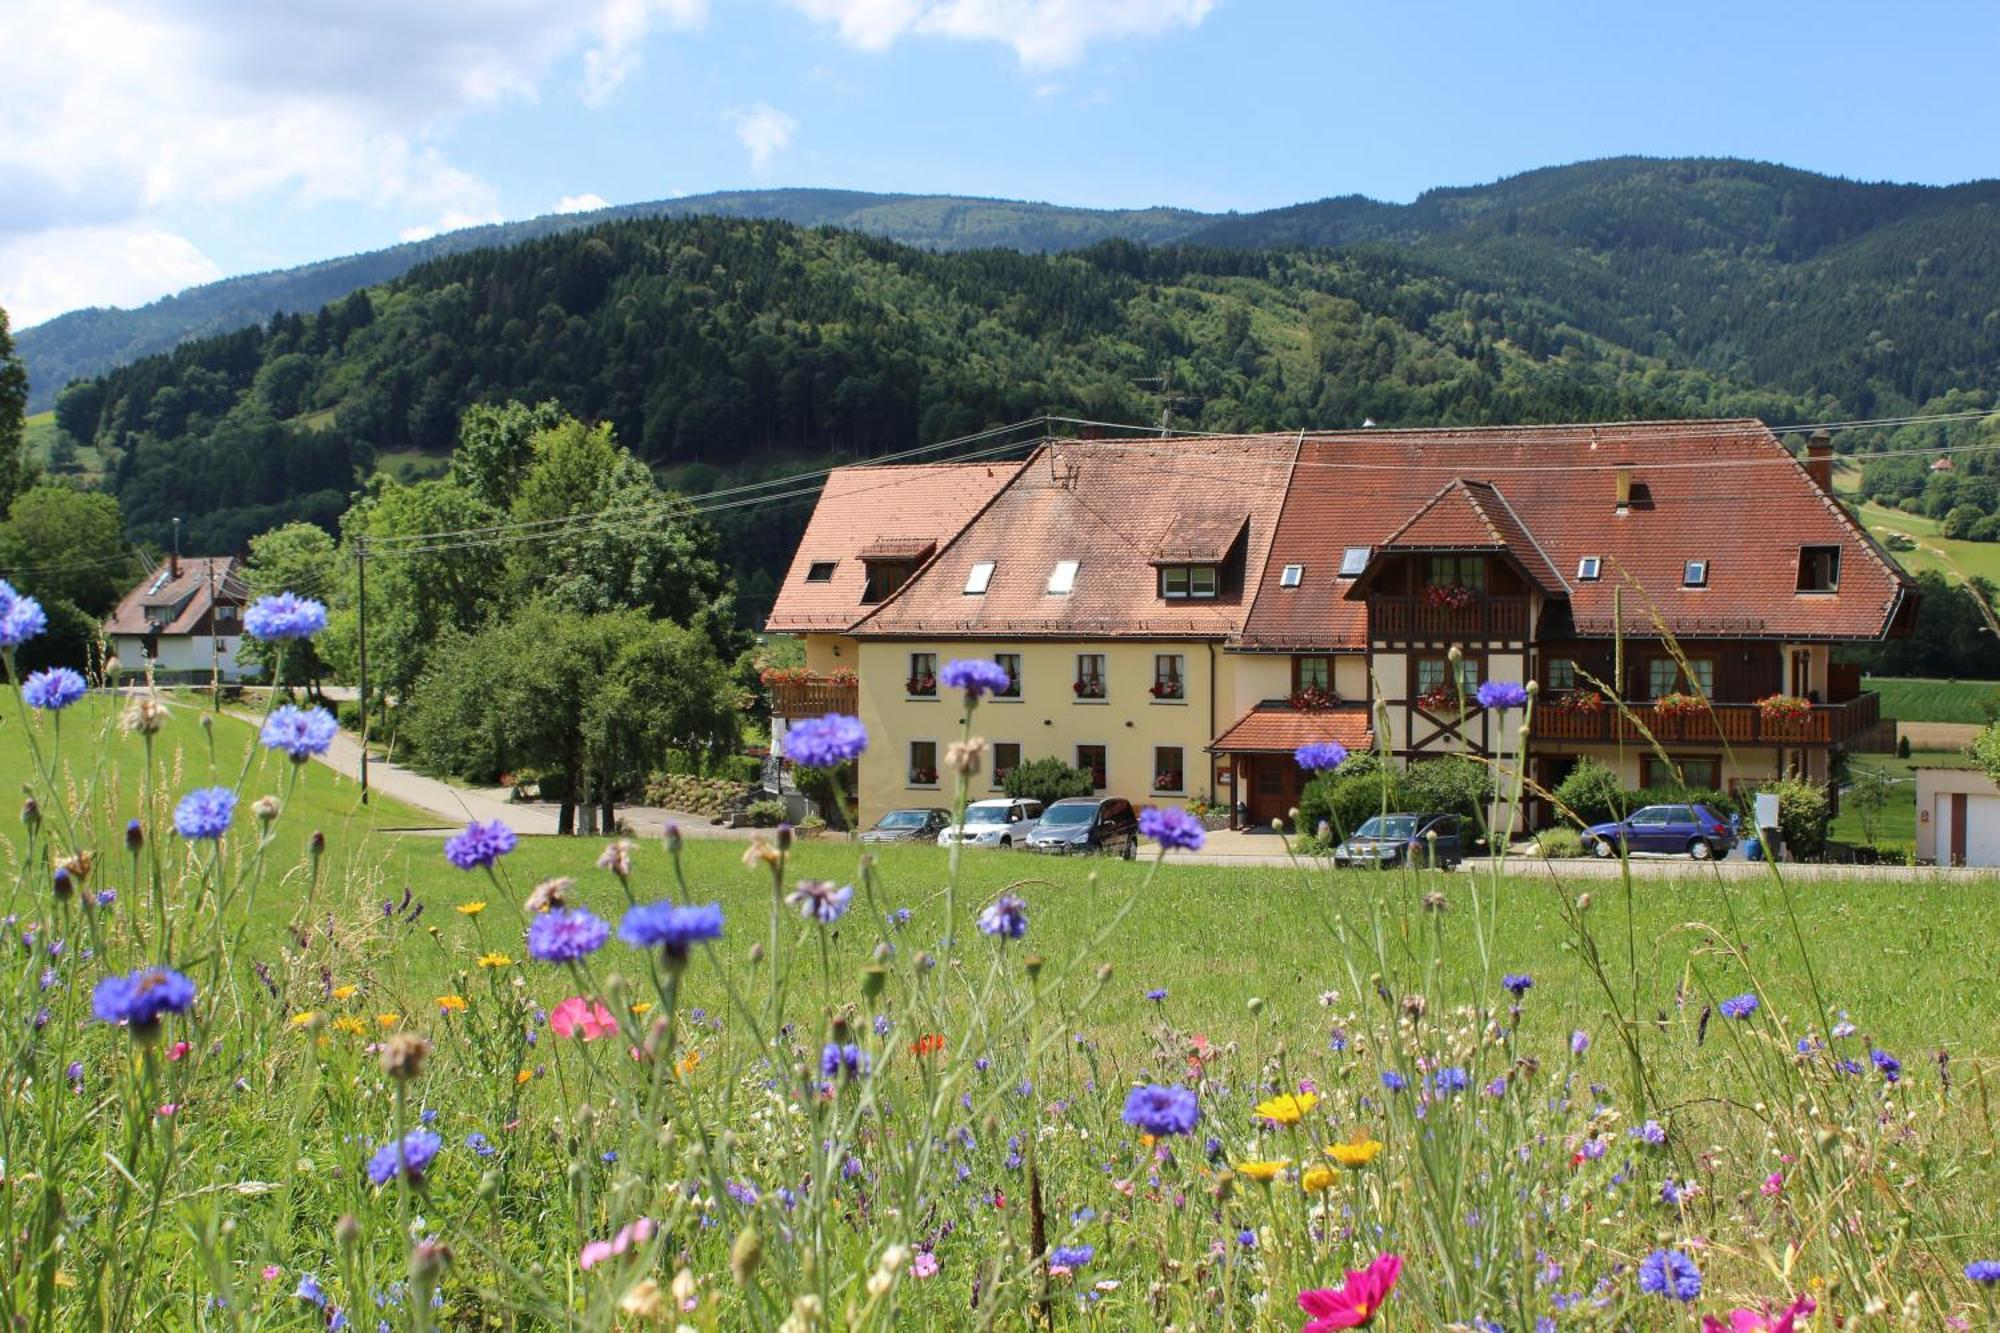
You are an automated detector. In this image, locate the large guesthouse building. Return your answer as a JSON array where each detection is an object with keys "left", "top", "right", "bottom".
[{"left": 766, "top": 421, "right": 1915, "bottom": 829}]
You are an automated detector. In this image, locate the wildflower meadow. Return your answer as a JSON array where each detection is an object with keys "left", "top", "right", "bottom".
[{"left": 7, "top": 591, "right": 2000, "bottom": 1330}]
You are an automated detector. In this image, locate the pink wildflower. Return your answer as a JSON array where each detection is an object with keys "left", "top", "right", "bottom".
[
  {"left": 912, "top": 1252, "right": 939, "bottom": 1279},
  {"left": 580, "top": 1216, "right": 655, "bottom": 1270},
  {"left": 1701, "top": 1296, "right": 1816, "bottom": 1333},
  {"left": 155, "top": 1103, "right": 179, "bottom": 1118},
  {"left": 1299, "top": 1253, "right": 1403, "bottom": 1330},
  {"left": 167, "top": 1041, "right": 191, "bottom": 1062},
  {"left": 550, "top": 995, "right": 618, "bottom": 1041},
  {"left": 261, "top": 1265, "right": 281, "bottom": 1280},
  {"left": 1761, "top": 1170, "right": 1784, "bottom": 1197}
]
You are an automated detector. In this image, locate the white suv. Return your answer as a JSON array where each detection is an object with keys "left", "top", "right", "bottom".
[{"left": 937, "top": 798, "right": 1043, "bottom": 850}]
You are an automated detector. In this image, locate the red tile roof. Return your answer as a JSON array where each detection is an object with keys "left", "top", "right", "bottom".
[
  {"left": 1370, "top": 478, "right": 1567, "bottom": 596},
  {"left": 1235, "top": 419, "right": 1914, "bottom": 649},
  {"left": 1210, "top": 703, "right": 1374, "bottom": 754},
  {"left": 851, "top": 438, "right": 1296, "bottom": 639},
  {"left": 103, "top": 558, "right": 248, "bottom": 637},
  {"left": 764, "top": 462, "right": 1024, "bottom": 633}
]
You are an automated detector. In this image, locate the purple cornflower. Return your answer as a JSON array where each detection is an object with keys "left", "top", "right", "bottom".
[
  {"left": 465, "top": 1132, "right": 496, "bottom": 1157},
  {"left": 1476, "top": 680, "right": 1529, "bottom": 710},
  {"left": 527, "top": 908, "right": 609, "bottom": 963},
  {"left": 1048, "top": 1245, "right": 1094, "bottom": 1270},
  {"left": 1719, "top": 993, "right": 1759, "bottom": 1019},
  {"left": 1121, "top": 1084, "right": 1199, "bottom": 1137},
  {"left": 1381, "top": 1070, "right": 1407, "bottom": 1092},
  {"left": 1145, "top": 988, "right": 1168, "bottom": 1002},
  {"left": 22, "top": 667, "right": 86, "bottom": 711},
  {"left": 260, "top": 705, "right": 338, "bottom": 761},
  {"left": 92, "top": 966, "right": 196, "bottom": 1033},
  {"left": 1632, "top": 1119, "right": 1667, "bottom": 1145},
  {"left": 173, "top": 786, "right": 236, "bottom": 840},
  {"left": 782, "top": 713, "right": 868, "bottom": 768},
  {"left": 820, "top": 1042, "right": 869, "bottom": 1081},
  {"left": 0, "top": 583, "right": 47, "bottom": 648},
  {"left": 939, "top": 658, "right": 1013, "bottom": 699},
  {"left": 1139, "top": 805, "right": 1205, "bottom": 852},
  {"left": 1502, "top": 973, "right": 1534, "bottom": 996},
  {"left": 1637, "top": 1249, "right": 1702, "bottom": 1302},
  {"left": 1571, "top": 1029, "right": 1591, "bottom": 1055},
  {"left": 1294, "top": 741, "right": 1349, "bottom": 772},
  {"left": 786, "top": 879, "right": 853, "bottom": 924},
  {"left": 976, "top": 893, "right": 1027, "bottom": 939},
  {"left": 1433, "top": 1067, "right": 1470, "bottom": 1095},
  {"left": 617, "top": 900, "right": 723, "bottom": 962},
  {"left": 1870, "top": 1048, "right": 1901, "bottom": 1083},
  {"left": 444, "top": 819, "right": 516, "bottom": 870},
  {"left": 243, "top": 592, "right": 328, "bottom": 641},
  {"left": 366, "top": 1130, "right": 443, "bottom": 1186},
  {"left": 1965, "top": 1261, "right": 2000, "bottom": 1283}
]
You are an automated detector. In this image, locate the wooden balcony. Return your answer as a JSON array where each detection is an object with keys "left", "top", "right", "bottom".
[
  {"left": 1369, "top": 594, "right": 1530, "bottom": 643},
  {"left": 1530, "top": 691, "right": 1881, "bottom": 748},
  {"left": 767, "top": 676, "right": 859, "bottom": 718}
]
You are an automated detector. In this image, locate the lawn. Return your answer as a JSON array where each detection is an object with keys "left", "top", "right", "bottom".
[
  {"left": 1865, "top": 675, "right": 2000, "bottom": 724},
  {"left": 1850, "top": 494, "right": 2000, "bottom": 585},
  {"left": 1830, "top": 749, "right": 1973, "bottom": 853}
]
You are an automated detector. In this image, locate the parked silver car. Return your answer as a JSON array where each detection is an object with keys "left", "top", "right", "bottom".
[
  {"left": 859, "top": 808, "right": 953, "bottom": 845},
  {"left": 937, "top": 798, "right": 1043, "bottom": 849}
]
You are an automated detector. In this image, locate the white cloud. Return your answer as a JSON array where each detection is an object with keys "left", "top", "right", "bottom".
[
  {"left": 0, "top": 0, "right": 705, "bottom": 321},
  {"left": 0, "top": 224, "right": 223, "bottom": 328},
  {"left": 728, "top": 103, "right": 798, "bottom": 170},
  {"left": 786, "top": 0, "right": 1213, "bottom": 68},
  {"left": 554, "top": 193, "right": 613, "bottom": 215}
]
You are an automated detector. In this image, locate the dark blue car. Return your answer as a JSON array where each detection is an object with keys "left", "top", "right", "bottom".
[{"left": 1582, "top": 804, "right": 1736, "bottom": 861}]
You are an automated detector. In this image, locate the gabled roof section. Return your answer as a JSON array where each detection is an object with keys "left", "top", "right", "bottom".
[
  {"left": 765, "top": 461, "right": 1024, "bottom": 634},
  {"left": 1209, "top": 703, "right": 1373, "bottom": 755},
  {"left": 851, "top": 438, "right": 1296, "bottom": 639},
  {"left": 1149, "top": 512, "right": 1247, "bottom": 565},
  {"left": 1357, "top": 478, "right": 1567, "bottom": 597},
  {"left": 104, "top": 558, "right": 248, "bottom": 638}
]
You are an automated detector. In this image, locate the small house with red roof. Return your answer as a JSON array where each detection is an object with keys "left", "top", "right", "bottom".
[{"left": 103, "top": 556, "right": 255, "bottom": 683}]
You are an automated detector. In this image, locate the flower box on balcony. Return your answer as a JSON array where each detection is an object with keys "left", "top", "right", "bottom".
[
  {"left": 1756, "top": 693, "right": 1812, "bottom": 723},
  {"left": 1149, "top": 680, "right": 1183, "bottom": 701},
  {"left": 1415, "top": 683, "right": 1457, "bottom": 713},
  {"left": 1153, "top": 773, "right": 1183, "bottom": 793},
  {"left": 758, "top": 665, "right": 813, "bottom": 685},
  {"left": 1651, "top": 692, "right": 1705, "bottom": 719},
  {"left": 906, "top": 676, "right": 937, "bottom": 697},
  {"left": 1420, "top": 583, "right": 1479, "bottom": 612},
  {"left": 1550, "top": 688, "right": 1605, "bottom": 714},
  {"left": 908, "top": 767, "right": 938, "bottom": 785},
  {"left": 1073, "top": 679, "right": 1106, "bottom": 700},
  {"left": 1288, "top": 685, "right": 1340, "bottom": 711}
]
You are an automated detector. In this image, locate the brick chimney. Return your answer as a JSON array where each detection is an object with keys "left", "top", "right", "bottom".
[
  {"left": 1614, "top": 464, "right": 1633, "bottom": 511},
  {"left": 1804, "top": 429, "right": 1834, "bottom": 494}
]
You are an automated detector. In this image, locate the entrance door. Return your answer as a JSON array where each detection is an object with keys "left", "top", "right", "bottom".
[
  {"left": 1951, "top": 792, "right": 1969, "bottom": 867},
  {"left": 1244, "top": 756, "right": 1298, "bottom": 829}
]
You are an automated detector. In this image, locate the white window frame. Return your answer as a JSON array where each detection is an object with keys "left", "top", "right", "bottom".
[
  {"left": 1152, "top": 745, "right": 1186, "bottom": 794},
  {"left": 1188, "top": 565, "right": 1218, "bottom": 598},
  {"left": 1576, "top": 556, "right": 1601, "bottom": 581},
  {"left": 1160, "top": 565, "right": 1190, "bottom": 598},
  {"left": 1075, "top": 742, "right": 1109, "bottom": 792},
  {"left": 991, "top": 652, "right": 1022, "bottom": 700},
  {"left": 1280, "top": 564, "right": 1303, "bottom": 588},
  {"left": 1339, "top": 546, "right": 1370, "bottom": 578},
  {"left": 1048, "top": 560, "right": 1079, "bottom": 596},
  {"left": 990, "top": 740, "right": 1022, "bottom": 790},
  {"left": 1152, "top": 652, "right": 1186, "bottom": 703},
  {"left": 1683, "top": 560, "right": 1708, "bottom": 588},
  {"left": 907, "top": 651, "right": 938, "bottom": 698},
  {"left": 1074, "top": 652, "right": 1108, "bottom": 702},
  {"left": 907, "top": 739, "right": 940, "bottom": 789},
  {"left": 964, "top": 561, "right": 995, "bottom": 595}
]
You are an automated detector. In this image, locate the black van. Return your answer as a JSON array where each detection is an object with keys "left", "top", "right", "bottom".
[{"left": 1025, "top": 797, "right": 1140, "bottom": 858}]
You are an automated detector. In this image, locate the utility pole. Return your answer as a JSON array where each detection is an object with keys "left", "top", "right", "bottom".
[
  {"left": 208, "top": 559, "right": 220, "bottom": 711},
  {"left": 1131, "top": 373, "right": 1187, "bottom": 437},
  {"left": 355, "top": 537, "right": 370, "bottom": 805}
]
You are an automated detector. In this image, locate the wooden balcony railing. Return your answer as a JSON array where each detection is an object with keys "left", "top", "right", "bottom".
[
  {"left": 1369, "top": 595, "right": 1530, "bottom": 643},
  {"left": 767, "top": 676, "right": 859, "bottom": 718},
  {"left": 1530, "top": 691, "right": 1881, "bottom": 748}
]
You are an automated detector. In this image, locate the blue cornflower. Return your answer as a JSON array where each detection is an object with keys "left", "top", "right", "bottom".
[
  {"left": 939, "top": 658, "right": 1013, "bottom": 699},
  {"left": 1236, "top": 1229, "right": 1256, "bottom": 1248},
  {"left": 260, "top": 705, "right": 338, "bottom": 761},
  {"left": 366, "top": 1130, "right": 443, "bottom": 1186},
  {"left": 786, "top": 879, "right": 853, "bottom": 924},
  {"left": 0, "top": 583, "right": 47, "bottom": 648},
  {"left": 1381, "top": 1070, "right": 1407, "bottom": 1092},
  {"left": 890, "top": 907, "right": 912, "bottom": 926},
  {"left": 526, "top": 908, "right": 609, "bottom": 963},
  {"left": 1631, "top": 1119, "right": 1667, "bottom": 1144},
  {"left": 618, "top": 900, "right": 724, "bottom": 962},
  {"left": 1718, "top": 993, "right": 1759, "bottom": 1019},
  {"left": 1145, "top": 987, "right": 1168, "bottom": 1002},
  {"left": 1638, "top": 1248, "right": 1702, "bottom": 1302},
  {"left": 1572, "top": 1028, "right": 1591, "bottom": 1055},
  {"left": 244, "top": 592, "right": 328, "bottom": 641},
  {"left": 465, "top": 1132, "right": 496, "bottom": 1158},
  {"left": 1138, "top": 805, "right": 1205, "bottom": 852},
  {"left": 1121, "top": 1083, "right": 1199, "bottom": 1137},
  {"left": 1048, "top": 1245, "right": 1094, "bottom": 1270},
  {"left": 1476, "top": 680, "right": 1529, "bottom": 710},
  {"left": 976, "top": 893, "right": 1027, "bottom": 939},
  {"left": 92, "top": 966, "right": 196, "bottom": 1034},
  {"left": 22, "top": 667, "right": 86, "bottom": 711},
  {"left": 782, "top": 713, "right": 868, "bottom": 768},
  {"left": 1502, "top": 972, "right": 1534, "bottom": 996},
  {"left": 1660, "top": 1178, "right": 1684, "bottom": 1205},
  {"left": 1966, "top": 1260, "right": 2000, "bottom": 1282},
  {"left": 874, "top": 1014, "right": 891, "bottom": 1037},
  {"left": 173, "top": 786, "right": 236, "bottom": 840},
  {"left": 444, "top": 819, "right": 516, "bottom": 870},
  {"left": 296, "top": 1273, "right": 327, "bottom": 1306},
  {"left": 820, "top": 1042, "right": 869, "bottom": 1081},
  {"left": 1433, "top": 1067, "right": 1470, "bottom": 1095},
  {"left": 1871, "top": 1048, "right": 1901, "bottom": 1083},
  {"left": 1294, "top": 741, "right": 1349, "bottom": 772}
]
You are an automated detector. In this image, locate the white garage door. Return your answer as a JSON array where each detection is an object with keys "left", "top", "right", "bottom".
[{"left": 1966, "top": 796, "right": 2000, "bottom": 867}]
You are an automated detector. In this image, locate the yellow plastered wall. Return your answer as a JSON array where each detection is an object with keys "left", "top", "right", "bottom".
[
  {"left": 854, "top": 640, "right": 1228, "bottom": 826},
  {"left": 1544, "top": 744, "right": 1787, "bottom": 791},
  {"left": 802, "top": 634, "right": 853, "bottom": 674}
]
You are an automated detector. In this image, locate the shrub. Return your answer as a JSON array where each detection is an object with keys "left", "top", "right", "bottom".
[
  {"left": 1003, "top": 756, "right": 1094, "bottom": 806},
  {"left": 1760, "top": 776, "right": 1830, "bottom": 860},
  {"left": 1298, "top": 753, "right": 1399, "bottom": 840},
  {"left": 1535, "top": 827, "right": 1584, "bottom": 858},
  {"left": 1552, "top": 758, "right": 1624, "bottom": 825},
  {"left": 1399, "top": 754, "right": 1493, "bottom": 819},
  {"left": 1897, "top": 733, "right": 1912, "bottom": 759},
  {"left": 741, "top": 798, "right": 788, "bottom": 828},
  {"left": 1629, "top": 784, "right": 1738, "bottom": 817}
]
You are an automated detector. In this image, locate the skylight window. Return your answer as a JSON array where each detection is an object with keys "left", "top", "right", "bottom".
[
  {"left": 1280, "top": 564, "right": 1303, "bottom": 588},
  {"left": 1683, "top": 560, "right": 1708, "bottom": 588},
  {"left": 1576, "top": 556, "right": 1601, "bottom": 581},
  {"left": 964, "top": 561, "right": 995, "bottom": 595},
  {"left": 1338, "top": 546, "right": 1370, "bottom": 578},
  {"left": 1047, "top": 560, "right": 1079, "bottom": 596},
  {"left": 805, "top": 561, "right": 836, "bottom": 583}
]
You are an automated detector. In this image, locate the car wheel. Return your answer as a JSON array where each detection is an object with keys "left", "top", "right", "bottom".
[
  {"left": 1122, "top": 835, "right": 1137, "bottom": 861},
  {"left": 1591, "top": 836, "right": 1617, "bottom": 859},
  {"left": 1688, "top": 838, "right": 1713, "bottom": 861},
  {"left": 999, "top": 836, "right": 1011, "bottom": 849}
]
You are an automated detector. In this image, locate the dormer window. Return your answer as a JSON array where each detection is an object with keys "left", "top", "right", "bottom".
[
  {"left": 1797, "top": 545, "right": 1840, "bottom": 593},
  {"left": 964, "top": 561, "right": 995, "bottom": 595},
  {"left": 1339, "top": 547, "right": 1370, "bottom": 578},
  {"left": 1683, "top": 560, "right": 1708, "bottom": 588},
  {"left": 1159, "top": 564, "right": 1218, "bottom": 599},
  {"left": 1048, "top": 560, "right": 1079, "bottom": 596},
  {"left": 1280, "top": 564, "right": 1303, "bottom": 588},
  {"left": 805, "top": 561, "right": 836, "bottom": 583},
  {"left": 1576, "top": 556, "right": 1601, "bottom": 581}
]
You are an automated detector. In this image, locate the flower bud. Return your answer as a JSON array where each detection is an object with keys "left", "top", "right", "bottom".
[
  {"left": 1246, "top": 996, "right": 1264, "bottom": 1014},
  {"left": 775, "top": 823, "right": 794, "bottom": 852},
  {"left": 1023, "top": 954, "right": 1044, "bottom": 980},
  {"left": 125, "top": 818, "right": 143, "bottom": 852},
  {"left": 945, "top": 738, "right": 986, "bottom": 777},
  {"left": 664, "top": 823, "right": 683, "bottom": 854},
  {"left": 731, "top": 1227, "right": 763, "bottom": 1285},
  {"left": 1096, "top": 963, "right": 1114, "bottom": 983},
  {"left": 1576, "top": 893, "right": 1592, "bottom": 912},
  {"left": 620, "top": 1278, "right": 665, "bottom": 1318},
  {"left": 379, "top": 1032, "right": 432, "bottom": 1081},
  {"left": 916, "top": 951, "right": 935, "bottom": 973},
  {"left": 335, "top": 1214, "right": 362, "bottom": 1248},
  {"left": 309, "top": 830, "right": 325, "bottom": 858},
  {"left": 749, "top": 943, "right": 765, "bottom": 965},
  {"left": 860, "top": 966, "right": 887, "bottom": 1000},
  {"left": 21, "top": 797, "right": 39, "bottom": 833},
  {"left": 253, "top": 795, "right": 280, "bottom": 825},
  {"left": 412, "top": 1239, "right": 452, "bottom": 1280},
  {"left": 51, "top": 866, "right": 73, "bottom": 900}
]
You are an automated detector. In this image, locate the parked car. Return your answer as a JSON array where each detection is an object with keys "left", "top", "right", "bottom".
[
  {"left": 1026, "top": 797, "right": 1139, "bottom": 858},
  {"left": 937, "top": 797, "right": 1043, "bottom": 849},
  {"left": 1582, "top": 804, "right": 1736, "bottom": 860},
  {"left": 859, "top": 808, "right": 953, "bottom": 845},
  {"left": 1332, "top": 812, "right": 1465, "bottom": 869}
]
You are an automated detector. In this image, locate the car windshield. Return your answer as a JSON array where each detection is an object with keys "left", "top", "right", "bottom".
[
  {"left": 877, "top": 811, "right": 928, "bottom": 828},
  {"left": 1353, "top": 816, "right": 1418, "bottom": 840},
  {"left": 1040, "top": 803, "right": 1096, "bottom": 826},
  {"left": 965, "top": 806, "right": 1012, "bottom": 825}
]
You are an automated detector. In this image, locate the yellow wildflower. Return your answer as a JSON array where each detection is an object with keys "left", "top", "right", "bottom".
[
  {"left": 516, "top": 1069, "right": 534, "bottom": 1085},
  {"left": 1300, "top": 1166, "right": 1338, "bottom": 1192},
  {"left": 377, "top": 1013, "right": 400, "bottom": 1029},
  {"left": 330, "top": 1016, "right": 368, "bottom": 1037},
  {"left": 1252, "top": 1091, "right": 1319, "bottom": 1126},
  {"left": 675, "top": 1049, "right": 701, "bottom": 1079},
  {"left": 289, "top": 1010, "right": 321, "bottom": 1029},
  {"left": 476, "top": 952, "right": 514, "bottom": 969},
  {"left": 332, "top": 985, "right": 359, "bottom": 1001},
  {"left": 455, "top": 901, "right": 487, "bottom": 917},
  {"left": 1326, "top": 1139, "right": 1385, "bottom": 1169},
  {"left": 741, "top": 836, "right": 779, "bottom": 870},
  {"left": 630, "top": 1001, "right": 654, "bottom": 1016},
  {"left": 1233, "top": 1160, "right": 1289, "bottom": 1183},
  {"left": 437, "top": 995, "right": 468, "bottom": 1013}
]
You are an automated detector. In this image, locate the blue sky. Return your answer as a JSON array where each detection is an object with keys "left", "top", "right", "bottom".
[{"left": 3, "top": 0, "right": 1997, "bottom": 328}]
